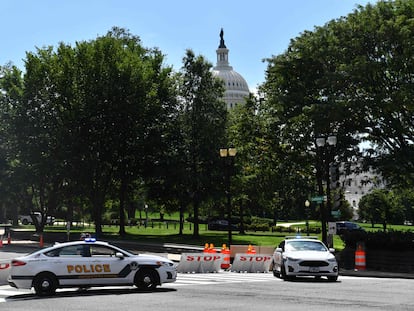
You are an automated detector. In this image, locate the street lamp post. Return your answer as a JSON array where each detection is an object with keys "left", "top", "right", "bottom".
[
  {"left": 144, "top": 204, "right": 148, "bottom": 228},
  {"left": 220, "top": 147, "right": 237, "bottom": 247},
  {"left": 315, "top": 135, "right": 337, "bottom": 246},
  {"left": 304, "top": 200, "right": 310, "bottom": 236}
]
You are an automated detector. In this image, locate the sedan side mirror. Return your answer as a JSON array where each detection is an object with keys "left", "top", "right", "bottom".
[
  {"left": 275, "top": 247, "right": 283, "bottom": 253},
  {"left": 115, "top": 252, "right": 125, "bottom": 259}
]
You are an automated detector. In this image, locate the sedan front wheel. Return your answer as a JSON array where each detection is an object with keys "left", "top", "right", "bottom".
[{"left": 135, "top": 268, "right": 159, "bottom": 290}]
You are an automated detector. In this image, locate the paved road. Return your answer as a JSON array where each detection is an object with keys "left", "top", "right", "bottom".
[
  {"left": 1, "top": 273, "right": 413, "bottom": 310},
  {"left": 0, "top": 272, "right": 274, "bottom": 301}
]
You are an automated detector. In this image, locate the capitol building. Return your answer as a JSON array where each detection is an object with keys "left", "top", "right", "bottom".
[{"left": 212, "top": 29, "right": 250, "bottom": 109}]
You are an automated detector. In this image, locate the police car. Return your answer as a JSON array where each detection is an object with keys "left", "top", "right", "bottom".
[
  {"left": 8, "top": 239, "right": 177, "bottom": 296},
  {"left": 272, "top": 236, "right": 338, "bottom": 281}
]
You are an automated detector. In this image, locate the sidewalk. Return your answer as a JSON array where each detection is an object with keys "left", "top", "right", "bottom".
[
  {"left": 339, "top": 269, "right": 414, "bottom": 279},
  {"left": 1, "top": 239, "right": 414, "bottom": 279}
]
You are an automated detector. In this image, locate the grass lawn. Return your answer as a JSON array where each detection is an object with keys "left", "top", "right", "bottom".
[
  {"left": 45, "top": 220, "right": 347, "bottom": 251},
  {"left": 39, "top": 213, "right": 413, "bottom": 252}
]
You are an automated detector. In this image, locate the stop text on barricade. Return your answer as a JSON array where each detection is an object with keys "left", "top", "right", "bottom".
[
  {"left": 177, "top": 253, "right": 224, "bottom": 273},
  {"left": 231, "top": 254, "right": 272, "bottom": 273}
]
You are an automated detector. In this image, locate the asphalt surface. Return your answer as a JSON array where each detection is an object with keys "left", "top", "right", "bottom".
[{"left": 1, "top": 238, "right": 414, "bottom": 279}]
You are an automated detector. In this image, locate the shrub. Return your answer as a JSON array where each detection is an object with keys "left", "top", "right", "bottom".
[
  {"left": 341, "top": 230, "right": 414, "bottom": 251},
  {"left": 246, "top": 223, "right": 270, "bottom": 232}
]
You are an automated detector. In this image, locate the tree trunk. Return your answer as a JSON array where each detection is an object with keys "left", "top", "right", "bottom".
[
  {"left": 179, "top": 204, "right": 184, "bottom": 235},
  {"left": 118, "top": 178, "right": 127, "bottom": 236},
  {"left": 92, "top": 195, "right": 104, "bottom": 238},
  {"left": 193, "top": 197, "right": 200, "bottom": 238}
]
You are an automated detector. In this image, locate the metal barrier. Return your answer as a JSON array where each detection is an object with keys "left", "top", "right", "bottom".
[
  {"left": 231, "top": 254, "right": 273, "bottom": 273},
  {"left": 177, "top": 253, "right": 224, "bottom": 273}
]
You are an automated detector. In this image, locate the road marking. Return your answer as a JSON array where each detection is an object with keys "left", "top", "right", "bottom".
[
  {"left": 165, "top": 271, "right": 275, "bottom": 287},
  {"left": 0, "top": 287, "right": 32, "bottom": 302},
  {"left": 0, "top": 272, "right": 277, "bottom": 302}
]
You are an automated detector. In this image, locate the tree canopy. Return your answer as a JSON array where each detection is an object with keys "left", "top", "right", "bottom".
[{"left": 260, "top": 0, "right": 414, "bottom": 222}]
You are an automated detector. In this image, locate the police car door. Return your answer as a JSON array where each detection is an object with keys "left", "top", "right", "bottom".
[
  {"left": 88, "top": 244, "right": 133, "bottom": 285},
  {"left": 47, "top": 244, "right": 98, "bottom": 287}
]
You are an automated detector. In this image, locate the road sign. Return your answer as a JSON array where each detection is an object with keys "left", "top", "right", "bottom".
[
  {"left": 328, "top": 222, "right": 337, "bottom": 235},
  {"left": 311, "top": 196, "right": 325, "bottom": 203},
  {"left": 331, "top": 210, "right": 341, "bottom": 218}
]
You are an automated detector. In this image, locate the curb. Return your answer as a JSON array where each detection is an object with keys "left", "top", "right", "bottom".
[{"left": 339, "top": 269, "right": 414, "bottom": 279}]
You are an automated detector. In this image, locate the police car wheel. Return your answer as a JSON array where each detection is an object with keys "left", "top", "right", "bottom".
[
  {"left": 33, "top": 272, "right": 57, "bottom": 296},
  {"left": 135, "top": 268, "right": 158, "bottom": 290},
  {"left": 280, "top": 264, "right": 287, "bottom": 279},
  {"left": 272, "top": 262, "right": 280, "bottom": 278},
  {"left": 281, "top": 265, "right": 294, "bottom": 281}
]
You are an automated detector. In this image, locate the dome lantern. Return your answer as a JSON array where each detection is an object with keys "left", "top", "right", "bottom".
[{"left": 212, "top": 28, "right": 249, "bottom": 109}]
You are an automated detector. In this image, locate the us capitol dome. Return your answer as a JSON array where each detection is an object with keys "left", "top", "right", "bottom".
[{"left": 212, "top": 29, "right": 250, "bottom": 109}]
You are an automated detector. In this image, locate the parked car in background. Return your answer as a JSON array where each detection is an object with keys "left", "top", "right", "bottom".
[
  {"left": 207, "top": 219, "right": 238, "bottom": 231},
  {"left": 336, "top": 221, "right": 365, "bottom": 235},
  {"left": 19, "top": 212, "right": 55, "bottom": 225}
]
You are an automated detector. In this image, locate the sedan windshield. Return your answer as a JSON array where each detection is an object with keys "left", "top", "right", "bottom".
[{"left": 285, "top": 241, "right": 327, "bottom": 252}]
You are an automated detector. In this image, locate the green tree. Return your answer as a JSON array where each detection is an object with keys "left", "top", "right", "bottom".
[
  {"left": 0, "top": 64, "right": 25, "bottom": 224},
  {"left": 340, "top": 1, "right": 414, "bottom": 188},
  {"left": 5, "top": 27, "right": 178, "bottom": 237},
  {"left": 389, "top": 188, "right": 414, "bottom": 225},
  {"left": 81, "top": 27, "right": 178, "bottom": 236},
  {"left": 228, "top": 94, "right": 315, "bottom": 224},
  {"left": 227, "top": 97, "right": 263, "bottom": 229},
  {"left": 9, "top": 48, "right": 70, "bottom": 233},
  {"left": 178, "top": 50, "right": 227, "bottom": 237},
  {"left": 67, "top": 28, "right": 177, "bottom": 236},
  {"left": 261, "top": 0, "right": 414, "bottom": 225},
  {"left": 359, "top": 189, "right": 392, "bottom": 230}
]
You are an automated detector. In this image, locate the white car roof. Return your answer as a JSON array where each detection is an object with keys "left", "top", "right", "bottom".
[
  {"left": 52, "top": 239, "right": 109, "bottom": 247},
  {"left": 37, "top": 239, "right": 131, "bottom": 255}
]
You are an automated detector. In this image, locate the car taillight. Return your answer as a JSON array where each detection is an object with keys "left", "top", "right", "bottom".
[{"left": 11, "top": 260, "right": 27, "bottom": 267}]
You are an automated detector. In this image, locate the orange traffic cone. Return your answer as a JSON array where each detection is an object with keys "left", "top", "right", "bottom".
[
  {"left": 247, "top": 244, "right": 256, "bottom": 254},
  {"left": 0, "top": 237, "right": 3, "bottom": 248},
  {"left": 203, "top": 243, "right": 209, "bottom": 253},
  {"left": 209, "top": 243, "right": 216, "bottom": 253},
  {"left": 354, "top": 243, "right": 366, "bottom": 271},
  {"left": 221, "top": 244, "right": 231, "bottom": 270},
  {"left": 7, "top": 231, "right": 11, "bottom": 244}
]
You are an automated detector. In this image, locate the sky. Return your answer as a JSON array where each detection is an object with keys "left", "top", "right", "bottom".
[{"left": 1, "top": 0, "right": 377, "bottom": 92}]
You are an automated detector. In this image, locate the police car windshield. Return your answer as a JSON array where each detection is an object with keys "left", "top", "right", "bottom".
[{"left": 286, "top": 240, "right": 327, "bottom": 252}]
